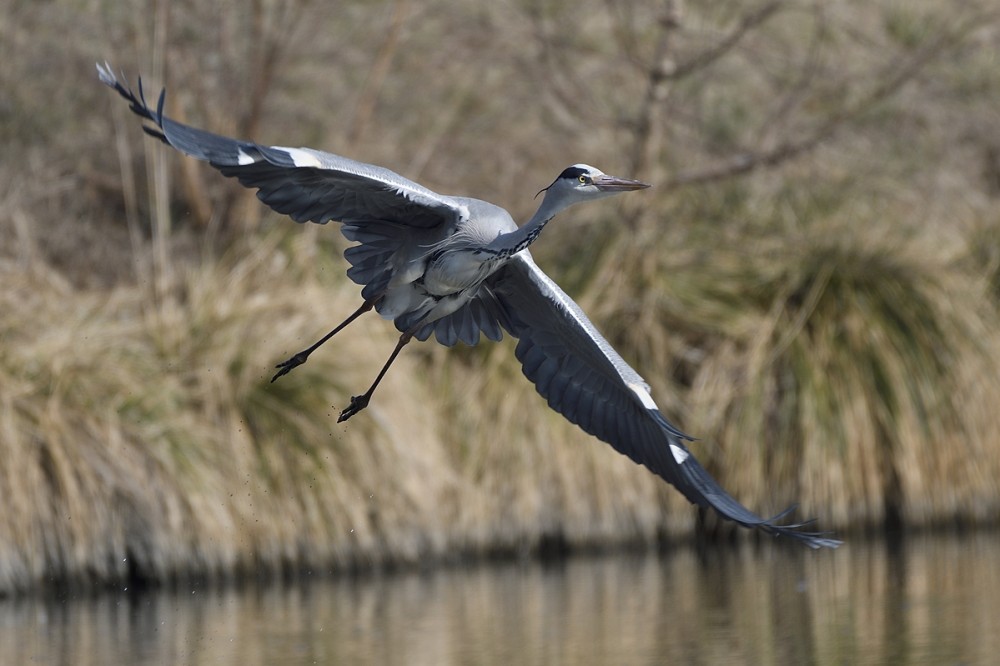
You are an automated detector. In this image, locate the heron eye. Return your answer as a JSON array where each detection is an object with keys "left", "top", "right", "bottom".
[{"left": 578, "top": 175, "right": 588, "bottom": 184}]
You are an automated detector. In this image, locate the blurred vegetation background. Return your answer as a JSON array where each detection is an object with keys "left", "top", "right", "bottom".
[{"left": 2, "top": 0, "right": 1000, "bottom": 594}]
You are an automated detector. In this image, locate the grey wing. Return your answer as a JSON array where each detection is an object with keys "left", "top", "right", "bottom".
[
  {"left": 97, "top": 64, "right": 466, "bottom": 230},
  {"left": 489, "top": 254, "right": 841, "bottom": 549},
  {"left": 100, "top": 66, "right": 510, "bottom": 347},
  {"left": 408, "top": 282, "right": 517, "bottom": 347}
]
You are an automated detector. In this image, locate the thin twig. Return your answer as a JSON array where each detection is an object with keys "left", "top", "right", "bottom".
[
  {"left": 667, "top": 1, "right": 786, "bottom": 82},
  {"left": 348, "top": 0, "right": 410, "bottom": 150},
  {"left": 663, "top": 11, "right": 991, "bottom": 191}
]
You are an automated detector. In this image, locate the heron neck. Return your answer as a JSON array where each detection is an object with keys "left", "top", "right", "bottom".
[{"left": 486, "top": 195, "right": 565, "bottom": 259}]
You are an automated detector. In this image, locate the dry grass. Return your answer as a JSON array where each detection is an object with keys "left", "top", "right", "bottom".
[
  {"left": 0, "top": 232, "right": 697, "bottom": 593},
  {"left": 0, "top": 235, "right": 457, "bottom": 591},
  {"left": 682, "top": 222, "right": 1000, "bottom": 529},
  {"left": 1, "top": 0, "right": 1000, "bottom": 592}
]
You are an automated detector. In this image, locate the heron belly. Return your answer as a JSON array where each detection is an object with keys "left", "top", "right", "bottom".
[
  {"left": 376, "top": 281, "right": 475, "bottom": 332},
  {"left": 376, "top": 249, "right": 498, "bottom": 330}
]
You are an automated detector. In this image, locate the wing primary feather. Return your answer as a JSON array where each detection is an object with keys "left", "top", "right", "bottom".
[
  {"left": 649, "top": 409, "right": 696, "bottom": 442},
  {"left": 671, "top": 445, "right": 843, "bottom": 549},
  {"left": 156, "top": 87, "right": 165, "bottom": 126},
  {"left": 561, "top": 381, "right": 582, "bottom": 424},
  {"left": 546, "top": 372, "right": 570, "bottom": 408},
  {"left": 137, "top": 75, "right": 147, "bottom": 110}
]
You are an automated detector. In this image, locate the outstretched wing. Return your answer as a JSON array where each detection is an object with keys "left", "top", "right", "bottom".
[
  {"left": 98, "top": 65, "right": 512, "bottom": 348},
  {"left": 489, "top": 253, "right": 841, "bottom": 549},
  {"left": 97, "top": 63, "right": 467, "bottom": 230}
]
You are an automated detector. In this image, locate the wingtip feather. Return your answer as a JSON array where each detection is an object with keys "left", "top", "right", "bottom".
[
  {"left": 98, "top": 63, "right": 171, "bottom": 145},
  {"left": 156, "top": 88, "right": 166, "bottom": 125},
  {"left": 753, "top": 505, "right": 842, "bottom": 549},
  {"left": 95, "top": 61, "right": 115, "bottom": 87},
  {"left": 673, "top": 442, "right": 842, "bottom": 548}
]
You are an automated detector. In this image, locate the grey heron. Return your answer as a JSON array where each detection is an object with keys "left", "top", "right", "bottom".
[{"left": 98, "top": 63, "right": 840, "bottom": 549}]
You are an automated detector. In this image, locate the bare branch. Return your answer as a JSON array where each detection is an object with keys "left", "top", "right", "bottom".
[
  {"left": 662, "top": 10, "right": 994, "bottom": 191},
  {"left": 347, "top": 0, "right": 410, "bottom": 150},
  {"left": 754, "top": 6, "right": 828, "bottom": 148},
  {"left": 627, "top": 0, "right": 683, "bottom": 178},
  {"left": 627, "top": 1, "right": 787, "bottom": 183},
  {"left": 667, "top": 1, "right": 786, "bottom": 82}
]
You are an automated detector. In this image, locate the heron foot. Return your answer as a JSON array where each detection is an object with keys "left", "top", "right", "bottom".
[
  {"left": 271, "top": 352, "right": 309, "bottom": 382},
  {"left": 337, "top": 394, "right": 370, "bottom": 422}
]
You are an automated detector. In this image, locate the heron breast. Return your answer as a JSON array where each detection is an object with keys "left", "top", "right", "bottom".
[{"left": 422, "top": 249, "right": 497, "bottom": 296}]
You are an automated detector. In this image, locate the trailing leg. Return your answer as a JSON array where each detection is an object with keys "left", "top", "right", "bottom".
[
  {"left": 271, "top": 299, "right": 375, "bottom": 382},
  {"left": 337, "top": 332, "right": 413, "bottom": 422}
]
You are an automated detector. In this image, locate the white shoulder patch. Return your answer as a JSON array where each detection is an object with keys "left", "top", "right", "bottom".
[
  {"left": 669, "top": 443, "right": 690, "bottom": 464},
  {"left": 279, "top": 147, "right": 323, "bottom": 168},
  {"left": 236, "top": 149, "right": 256, "bottom": 165},
  {"left": 627, "top": 382, "right": 658, "bottom": 411}
]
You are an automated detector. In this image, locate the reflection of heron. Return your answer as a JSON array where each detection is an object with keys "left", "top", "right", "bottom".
[{"left": 99, "top": 64, "right": 839, "bottom": 548}]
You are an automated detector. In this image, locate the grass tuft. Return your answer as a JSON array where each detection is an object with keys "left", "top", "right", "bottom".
[{"left": 676, "top": 220, "right": 1000, "bottom": 530}]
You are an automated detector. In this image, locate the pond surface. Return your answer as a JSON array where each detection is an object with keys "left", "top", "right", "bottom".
[{"left": 3, "top": 532, "right": 999, "bottom": 665}]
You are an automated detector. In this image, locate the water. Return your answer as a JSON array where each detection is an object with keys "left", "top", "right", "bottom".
[{"left": 3, "top": 532, "right": 999, "bottom": 665}]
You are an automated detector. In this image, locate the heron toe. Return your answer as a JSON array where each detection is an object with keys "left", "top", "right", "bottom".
[
  {"left": 271, "top": 352, "right": 309, "bottom": 382},
  {"left": 337, "top": 394, "right": 370, "bottom": 422}
]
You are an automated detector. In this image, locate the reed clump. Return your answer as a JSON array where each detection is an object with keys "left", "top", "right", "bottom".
[
  {"left": 0, "top": 235, "right": 460, "bottom": 592},
  {"left": 637, "top": 216, "right": 1000, "bottom": 530}
]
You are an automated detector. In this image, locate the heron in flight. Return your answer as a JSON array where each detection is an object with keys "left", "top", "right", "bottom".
[{"left": 98, "top": 63, "right": 839, "bottom": 549}]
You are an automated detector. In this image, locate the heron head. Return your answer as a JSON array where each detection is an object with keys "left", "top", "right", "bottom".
[{"left": 536, "top": 164, "right": 649, "bottom": 202}]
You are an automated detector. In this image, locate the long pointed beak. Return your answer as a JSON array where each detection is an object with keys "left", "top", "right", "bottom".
[{"left": 593, "top": 174, "right": 650, "bottom": 192}]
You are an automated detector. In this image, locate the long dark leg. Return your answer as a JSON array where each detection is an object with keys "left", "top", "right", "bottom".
[
  {"left": 271, "top": 300, "right": 376, "bottom": 382},
  {"left": 337, "top": 332, "right": 413, "bottom": 423}
]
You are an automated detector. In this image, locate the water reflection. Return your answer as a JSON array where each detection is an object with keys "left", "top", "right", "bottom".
[{"left": 3, "top": 532, "right": 999, "bottom": 665}]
